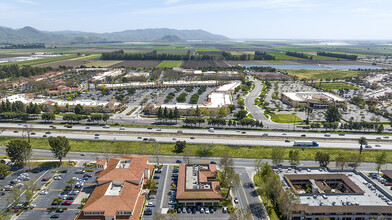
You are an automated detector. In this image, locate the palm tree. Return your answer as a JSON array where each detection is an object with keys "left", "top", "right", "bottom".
[{"left": 358, "top": 137, "right": 367, "bottom": 155}]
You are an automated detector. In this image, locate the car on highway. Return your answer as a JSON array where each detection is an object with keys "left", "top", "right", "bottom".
[
  {"left": 95, "top": 134, "right": 100, "bottom": 136},
  {"left": 282, "top": 133, "right": 287, "bottom": 135},
  {"left": 383, "top": 136, "right": 389, "bottom": 139},
  {"left": 13, "top": 130, "right": 18, "bottom": 133},
  {"left": 148, "top": 138, "right": 156, "bottom": 142},
  {"left": 177, "top": 130, "right": 183, "bottom": 133},
  {"left": 324, "top": 133, "right": 331, "bottom": 137},
  {"left": 94, "top": 136, "right": 99, "bottom": 140},
  {"left": 172, "top": 138, "right": 177, "bottom": 140},
  {"left": 85, "top": 126, "right": 90, "bottom": 129},
  {"left": 376, "top": 137, "right": 381, "bottom": 140},
  {"left": 262, "top": 133, "right": 268, "bottom": 136},
  {"left": 190, "top": 137, "right": 195, "bottom": 139},
  {"left": 365, "top": 145, "right": 372, "bottom": 148},
  {"left": 156, "top": 128, "right": 161, "bottom": 131},
  {"left": 43, "top": 134, "right": 47, "bottom": 137},
  {"left": 137, "top": 137, "right": 142, "bottom": 139},
  {"left": 339, "top": 133, "right": 345, "bottom": 136},
  {"left": 147, "top": 127, "right": 153, "bottom": 130},
  {"left": 143, "top": 138, "right": 148, "bottom": 141},
  {"left": 103, "top": 125, "right": 110, "bottom": 128},
  {"left": 301, "top": 134, "right": 306, "bottom": 137},
  {"left": 119, "top": 127, "right": 125, "bottom": 130},
  {"left": 285, "top": 139, "right": 290, "bottom": 142},
  {"left": 375, "top": 144, "right": 381, "bottom": 147},
  {"left": 31, "top": 132, "right": 36, "bottom": 135},
  {"left": 241, "top": 131, "right": 246, "bottom": 134},
  {"left": 80, "top": 153, "right": 86, "bottom": 156}
]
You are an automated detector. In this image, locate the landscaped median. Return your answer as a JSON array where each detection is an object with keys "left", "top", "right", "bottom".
[
  {"left": 0, "top": 136, "right": 390, "bottom": 164},
  {"left": 266, "top": 113, "right": 302, "bottom": 123}
]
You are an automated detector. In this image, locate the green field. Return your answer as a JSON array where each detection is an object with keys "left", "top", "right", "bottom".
[
  {"left": 267, "top": 51, "right": 307, "bottom": 60},
  {"left": 195, "top": 48, "right": 221, "bottom": 52},
  {"left": 156, "top": 60, "right": 183, "bottom": 68},
  {"left": 0, "top": 137, "right": 390, "bottom": 164},
  {"left": 70, "top": 54, "right": 101, "bottom": 60},
  {"left": 320, "top": 82, "right": 360, "bottom": 90},
  {"left": 264, "top": 60, "right": 286, "bottom": 64},
  {"left": 0, "top": 55, "right": 78, "bottom": 66},
  {"left": 85, "top": 60, "right": 122, "bottom": 67},
  {"left": 287, "top": 69, "right": 362, "bottom": 80},
  {"left": 269, "top": 114, "right": 302, "bottom": 123}
]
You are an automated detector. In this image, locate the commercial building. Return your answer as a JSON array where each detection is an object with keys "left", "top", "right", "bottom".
[
  {"left": 275, "top": 167, "right": 392, "bottom": 220},
  {"left": 4, "top": 94, "right": 121, "bottom": 113},
  {"left": 281, "top": 92, "right": 347, "bottom": 109},
  {"left": 78, "top": 156, "right": 153, "bottom": 220},
  {"left": 176, "top": 164, "right": 222, "bottom": 206}
]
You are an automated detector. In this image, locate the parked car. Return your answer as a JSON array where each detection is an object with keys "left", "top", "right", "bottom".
[
  {"left": 62, "top": 200, "right": 72, "bottom": 205},
  {"left": 234, "top": 197, "right": 239, "bottom": 203},
  {"left": 39, "top": 191, "right": 48, "bottom": 195},
  {"left": 222, "top": 207, "right": 228, "bottom": 213},
  {"left": 144, "top": 208, "right": 152, "bottom": 215},
  {"left": 50, "top": 214, "right": 60, "bottom": 218},
  {"left": 41, "top": 178, "right": 50, "bottom": 181},
  {"left": 54, "top": 176, "right": 62, "bottom": 180},
  {"left": 146, "top": 202, "right": 155, "bottom": 207},
  {"left": 155, "top": 169, "right": 162, "bottom": 173},
  {"left": 56, "top": 208, "right": 64, "bottom": 213}
]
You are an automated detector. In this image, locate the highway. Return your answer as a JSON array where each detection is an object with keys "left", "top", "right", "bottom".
[{"left": 2, "top": 122, "right": 392, "bottom": 141}]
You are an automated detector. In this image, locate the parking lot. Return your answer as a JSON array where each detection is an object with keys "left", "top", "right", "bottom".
[
  {"left": 142, "top": 164, "right": 230, "bottom": 220},
  {"left": 1, "top": 166, "right": 97, "bottom": 220}
]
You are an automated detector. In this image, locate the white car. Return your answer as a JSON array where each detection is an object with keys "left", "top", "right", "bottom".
[
  {"left": 39, "top": 191, "right": 48, "bottom": 195},
  {"left": 205, "top": 207, "right": 210, "bottom": 214},
  {"left": 69, "top": 190, "right": 80, "bottom": 195},
  {"left": 80, "top": 153, "right": 86, "bottom": 156},
  {"left": 54, "top": 176, "right": 62, "bottom": 180},
  {"left": 119, "top": 127, "right": 125, "bottom": 130}
]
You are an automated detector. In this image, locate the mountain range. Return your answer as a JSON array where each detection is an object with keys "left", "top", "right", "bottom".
[{"left": 0, "top": 26, "right": 229, "bottom": 44}]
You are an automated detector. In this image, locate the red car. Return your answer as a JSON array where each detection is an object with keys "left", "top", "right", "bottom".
[
  {"left": 42, "top": 178, "right": 50, "bottom": 181},
  {"left": 62, "top": 200, "right": 72, "bottom": 205},
  {"left": 384, "top": 182, "right": 392, "bottom": 186}
]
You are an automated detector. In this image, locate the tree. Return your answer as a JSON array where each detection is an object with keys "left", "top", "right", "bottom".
[
  {"left": 198, "top": 144, "right": 213, "bottom": 157},
  {"left": 348, "top": 153, "right": 364, "bottom": 171},
  {"left": 375, "top": 151, "right": 387, "bottom": 173},
  {"left": 358, "top": 136, "right": 367, "bottom": 154},
  {"left": 157, "top": 107, "right": 163, "bottom": 120},
  {"left": 174, "top": 140, "right": 186, "bottom": 153},
  {"left": 234, "top": 110, "right": 247, "bottom": 120},
  {"left": 102, "top": 114, "right": 110, "bottom": 123},
  {"left": 6, "top": 185, "right": 23, "bottom": 208},
  {"left": 335, "top": 154, "right": 348, "bottom": 170},
  {"left": 24, "top": 179, "right": 37, "bottom": 202},
  {"left": 48, "top": 136, "right": 70, "bottom": 164},
  {"left": 183, "top": 147, "right": 192, "bottom": 164},
  {"left": 153, "top": 142, "right": 160, "bottom": 166},
  {"left": 74, "top": 104, "right": 84, "bottom": 114},
  {"left": 173, "top": 107, "right": 179, "bottom": 123},
  {"left": 218, "top": 107, "right": 228, "bottom": 118},
  {"left": 146, "top": 179, "right": 157, "bottom": 192},
  {"left": 325, "top": 104, "right": 341, "bottom": 122},
  {"left": 6, "top": 140, "right": 32, "bottom": 167},
  {"left": 228, "top": 208, "right": 251, "bottom": 220},
  {"left": 315, "top": 152, "right": 330, "bottom": 167},
  {"left": 223, "top": 167, "right": 240, "bottom": 199},
  {"left": 41, "top": 112, "right": 55, "bottom": 122},
  {"left": 288, "top": 149, "right": 300, "bottom": 166},
  {"left": 377, "top": 124, "right": 384, "bottom": 133},
  {"left": 0, "top": 163, "right": 10, "bottom": 178},
  {"left": 271, "top": 147, "right": 284, "bottom": 166},
  {"left": 153, "top": 211, "right": 166, "bottom": 220}
]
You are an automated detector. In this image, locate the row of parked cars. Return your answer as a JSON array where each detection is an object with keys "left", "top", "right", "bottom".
[{"left": 4, "top": 172, "right": 30, "bottom": 190}]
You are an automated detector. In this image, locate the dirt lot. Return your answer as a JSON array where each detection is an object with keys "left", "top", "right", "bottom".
[
  {"left": 110, "top": 60, "right": 162, "bottom": 68},
  {"left": 0, "top": 53, "right": 31, "bottom": 59}
]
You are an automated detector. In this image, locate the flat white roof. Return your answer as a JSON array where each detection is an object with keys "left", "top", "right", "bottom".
[
  {"left": 215, "top": 81, "right": 241, "bottom": 92},
  {"left": 283, "top": 92, "right": 346, "bottom": 102},
  {"left": 4, "top": 94, "right": 119, "bottom": 106},
  {"left": 276, "top": 168, "right": 391, "bottom": 207}
]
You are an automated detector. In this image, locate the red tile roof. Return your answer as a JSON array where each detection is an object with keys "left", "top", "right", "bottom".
[{"left": 97, "top": 156, "right": 149, "bottom": 182}]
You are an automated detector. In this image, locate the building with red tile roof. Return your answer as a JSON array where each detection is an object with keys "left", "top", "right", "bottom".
[
  {"left": 176, "top": 164, "right": 222, "bottom": 206},
  {"left": 78, "top": 156, "right": 153, "bottom": 220}
]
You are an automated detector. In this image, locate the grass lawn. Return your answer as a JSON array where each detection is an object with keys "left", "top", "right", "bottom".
[
  {"left": 85, "top": 60, "right": 122, "bottom": 67},
  {"left": 0, "top": 137, "right": 390, "bottom": 163},
  {"left": 264, "top": 60, "right": 286, "bottom": 64},
  {"left": 269, "top": 114, "right": 302, "bottom": 123},
  {"left": 156, "top": 60, "right": 183, "bottom": 68},
  {"left": 28, "top": 161, "right": 75, "bottom": 167},
  {"left": 0, "top": 55, "right": 78, "bottom": 66},
  {"left": 287, "top": 69, "right": 362, "bottom": 80},
  {"left": 320, "top": 82, "right": 360, "bottom": 90},
  {"left": 70, "top": 54, "right": 101, "bottom": 61},
  {"left": 254, "top": 176, "right": 281, "bottom": 220}
]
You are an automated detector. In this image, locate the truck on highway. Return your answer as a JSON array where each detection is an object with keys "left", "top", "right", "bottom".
[{"left": 293, "top": 141, "right": 319, "bottom": 147}]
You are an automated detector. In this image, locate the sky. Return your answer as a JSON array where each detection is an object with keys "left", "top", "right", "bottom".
[{"left": 1, "top": 0, "right": 392, "bottom": 40}]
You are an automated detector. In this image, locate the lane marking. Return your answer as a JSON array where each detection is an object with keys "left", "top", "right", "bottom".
[{"left": 239, "top": 178, "right": 255, "bottom": 220}]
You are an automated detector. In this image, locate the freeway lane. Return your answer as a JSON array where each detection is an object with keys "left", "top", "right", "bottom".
[
  {"left": 1, "top": 122, "right": 391, "bottom": 141},
  {"left": 1, "top": 130, "right": 392, "bottom": 150}
]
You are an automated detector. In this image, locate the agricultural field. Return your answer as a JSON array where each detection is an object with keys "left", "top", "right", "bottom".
[
  {"left": 267, "top": 51, "right": 307, "bottom": 60},
  {"left": 70, "top": 54, "right": 101, "bottom": 60},
  {"left": 287, "top": 69, "right": 362, "bottom": 80},
  {"left": 34, "top": 60, "right": 94, "bottom": 68},
  {"left": 268, "top": 113, "right": 302, "bottom": 123},
  {"left": 110, "top": 60, "right": 162, "bottom": 68},
  {"left": 0, "top": 55, "right": 78, "bottom": 66},
  {"left": 85, "top": 60, "right": 122, "bottom": 67},
  {"left": 156, "top": 60, "right": 183, "bottom": 68},
  {"left": 320, "top": 82, "right": 360, "bottom": 90},
  {"left": 182, "top": 60, "right": 230, "bottom": 68}
]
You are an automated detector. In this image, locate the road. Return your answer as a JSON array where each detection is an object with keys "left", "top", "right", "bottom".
[
  {"left": 244, "top": 80, "right": 292, "bottom": 130},
  {"left": 2, "top": 123, "right": 392, "bottom": 142}
]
